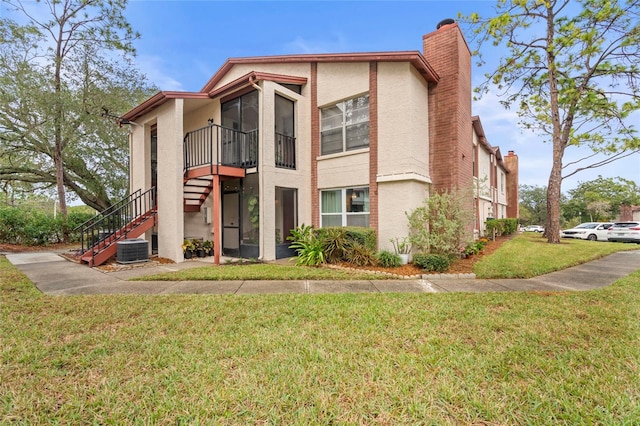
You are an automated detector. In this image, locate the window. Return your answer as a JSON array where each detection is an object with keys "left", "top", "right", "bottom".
[
  {"left": 321, "top": 94, "right": 369, "bottom": 155},
  {"left": 221, "top": 91, "right": 259, "bottom": 167},
  {"left": 275, "top": 94, "right": 295, "bottom": 169},
  {"left": 321, "top": 187, "right": 369, "bottom": 227}
]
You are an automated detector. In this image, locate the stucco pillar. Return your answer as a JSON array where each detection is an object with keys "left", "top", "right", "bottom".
[{"left": 156, "top": 99, "right": 185, "bottom": 263}]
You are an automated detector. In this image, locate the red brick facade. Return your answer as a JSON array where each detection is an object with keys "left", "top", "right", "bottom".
[
  {"left": 504, "top": 151, "right": 520, "bottom": 219},
  {"left": 422, "top": 23, "right": 473, "bottom": 195},
  {"left": 310, "top": 62, "right": 320, "bottom": 227},
  {"left": 368, "top": 61, "right": 379, "bottom": 237}
]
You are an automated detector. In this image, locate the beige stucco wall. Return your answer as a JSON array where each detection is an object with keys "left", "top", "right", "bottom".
[
  {"left": 377, "top": 180, "right": 429, "bottom": 253},
  {"left": 258, "top": 80, "right": 311, "bottom": 260},
  {"left": 377, "top": 62, "right": 430, "bottom": 178},
  {"left": 317, "top": 150, "right": 369, "bottom": 189},
  {"left": 317, "top": 62, "right": 369, "bottom": 106},
  {"left": 155, "top": 100, "right": 186, "bottom": 262},
  {"left": 129, "top": 121, "right": 150, "bottom": 196},
  {"left": 214, "top": 63, "right": 311, "bottom": 89},
  {"left": 315, "top": 62, "right": 370, "bottom": 193}
]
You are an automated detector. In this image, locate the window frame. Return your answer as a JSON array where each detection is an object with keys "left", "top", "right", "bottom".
[
  {"left": 320, "top": 186, "right": 370, "bottom": 227},
  {"left": 320, "top": 94, "right": 370, "bottom": 156}
]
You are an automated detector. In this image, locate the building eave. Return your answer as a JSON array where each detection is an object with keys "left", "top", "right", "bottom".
[
  {"left": 201, "top": 51, "right": 440, "bottom": 93},
  {"left": 123, "top": 91, "right": 210, "bottom": 122},
  {"left": 208, "top": 71, "right": 308, "bottom": 98}
]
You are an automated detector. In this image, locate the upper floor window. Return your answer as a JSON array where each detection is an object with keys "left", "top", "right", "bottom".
[
  {"left": 321, "top": 94, "right": 369, "bottom": 155},
  {"left": 275, "top": 94, "right": 295, "bottom": 169}
]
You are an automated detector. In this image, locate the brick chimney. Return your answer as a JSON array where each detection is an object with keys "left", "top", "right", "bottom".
[
  {"left": 422, "top": 20, "right": 473, "bottom": 194},
  {"left": 504, "top": 150, "right": 520, "bottom": 219}
]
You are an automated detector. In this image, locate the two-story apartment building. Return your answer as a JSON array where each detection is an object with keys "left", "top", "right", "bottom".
[
  {"left": 81, "top": 21, "right": 518, "bottom": 266},
  {"left": 472, "top": 117, "right": 518, "bottom": 235}
]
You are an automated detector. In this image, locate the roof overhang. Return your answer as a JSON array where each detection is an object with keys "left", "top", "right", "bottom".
[
  {"left": 123, "top": 91, "right": 210, "bottom": 123},
  {"left": 472, "top": 116, "right": 509, "bottom": 173},
  {"left": 201, "top": 51, "right": 440, "bottom": 93},
  {"left": 208, "top": 71, "right": 308, "bottom": 99}
]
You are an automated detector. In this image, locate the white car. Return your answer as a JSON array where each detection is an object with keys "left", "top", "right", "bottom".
[
  {"left": 524, "top": 225, "right": 544, "bottom": 232},
  {"left": 561, "top": 222, "right": 613, "bottom": 241},
  {"left": 607, "top": 222, "right": 640, "bottom": 243}
]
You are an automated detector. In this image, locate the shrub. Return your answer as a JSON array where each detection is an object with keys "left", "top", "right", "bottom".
[
  {"left": 317, "top": 227, "right": 350, "bottom": 263},
  {"left": 413, "top": 253, "right": 451, "bottom": 273},
  {"left": 406, "top": 190, "right": 473, "bottom": 257},
  {"left": 343, "top": 226, "right": 377, "bottom": 251},
  {"left": 485, "top": 218, "right": 518, "bottom": 238},
  {"left": 288, "top": 224, "right": 326, "bottom": 266},
  {"left": 344, "top": 242, "right": 377, "bottom": 267},
  {"left": 377, "top": 250, "right": 402, "bottom": 268}
]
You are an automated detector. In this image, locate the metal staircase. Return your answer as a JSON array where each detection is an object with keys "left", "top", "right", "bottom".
[
  {"left": 183, "top": 123, "right": 257, "bottom": 212},
  {"left": 78, "top": 188, "right": 157, "bottom": 267}
]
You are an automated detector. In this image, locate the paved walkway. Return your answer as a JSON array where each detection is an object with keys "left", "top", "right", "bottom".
[{"left": 4, "top": 249, "right": 640, "bottom": 296}]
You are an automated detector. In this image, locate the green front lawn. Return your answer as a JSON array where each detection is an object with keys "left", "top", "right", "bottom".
[
  {"left": 1, "top": 236, "right": 639, "bottom": 423},
  {"left": 133, "top": 262, "right": 395, "bottom": 281},
  {"left": 474, "top": 233, "right": 640, "bottom": 278}
]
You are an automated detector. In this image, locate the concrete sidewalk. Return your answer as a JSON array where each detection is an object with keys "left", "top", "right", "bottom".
[{"left": 4, "top": 249, "right": 640, "bottom": 296}]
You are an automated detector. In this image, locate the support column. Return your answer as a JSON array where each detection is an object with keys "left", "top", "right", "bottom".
[{"left": 212, "top": 174, "right": 221, "bottom": 265}]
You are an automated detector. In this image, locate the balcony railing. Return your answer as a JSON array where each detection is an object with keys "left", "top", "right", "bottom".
[
  {"left": 275, "top": 132, "right": 296, "bottom": 169},
  {"left": 184, "top": 123, "right": 258, "bottom": 172}
]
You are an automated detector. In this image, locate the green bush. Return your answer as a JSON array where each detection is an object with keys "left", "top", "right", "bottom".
[
  {"left": 485, "top": 218, "right": 518, "bottom": 237},
  {"left": 344, "top": 242, "right": 377, "bottom": 267},
  {"left": 413, "top": 253, "right": 451, "bottom": 273},
  {"left": 288, "top": 224, "right": 326, "bottom": 266},
  {"left": 317, "top": 227, "right": 350, "bottom": 263},
  {"left": 377, "top": 250, "right": 401, "bottom": 268},
  {"left": 343, "top": 226, "right": 377, "bottom": 251},
  {"left": 406, "top": 190, "right": 473, "bottom": 257}
]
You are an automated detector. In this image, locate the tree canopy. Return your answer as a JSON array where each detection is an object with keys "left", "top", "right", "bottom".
[
  {"left": 0, "top": 0, "right": 156, "bottom": 215},
  {"left": 564, "top": 176, "right": 640, "bottom": 221},
  {"left": 463, "top": 0, "right": 640, "bottom": 243}
]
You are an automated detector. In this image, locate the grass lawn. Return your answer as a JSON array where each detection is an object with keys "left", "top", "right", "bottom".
[
  {"left": 2, "top": 237, "right": 640, "bottom": 424},
  {"left": 474, "top": 233, "right": 640, "bottom": 278},
  {"left": 133, "top": 262, "right": 397, "bottom": 281}
]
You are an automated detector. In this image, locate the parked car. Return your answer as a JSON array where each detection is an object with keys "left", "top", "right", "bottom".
[
  {"left": 561, "top": 222, "right": 613, "bottom": 241},
  {"left": 607, "top": 222, "right": 640, "bottom": 243},
  {"left": 523, "top": 225, "right": 544, "bottom": 232}
]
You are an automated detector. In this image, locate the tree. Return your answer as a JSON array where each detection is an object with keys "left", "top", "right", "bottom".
[
  {"left": 463, "top": 0, "right": 640, "bottom": 243},
  {"left": 565, "top": 175, "right": 640, "bottom": 220},
  {"left": 0, "top": 0, "right": 155, "bottom": 217},
  {"left": 518, "top": 184, "right": 549, "bottom": 226}
]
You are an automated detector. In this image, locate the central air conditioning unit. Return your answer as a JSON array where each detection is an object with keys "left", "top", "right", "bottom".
[{"left": 116, "top": 238, "right": 149, "bottom": 264}]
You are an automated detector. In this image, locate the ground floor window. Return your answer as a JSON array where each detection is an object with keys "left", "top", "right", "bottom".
[{"left": 321, "top": 187, "right": 369, "bottom": 227}]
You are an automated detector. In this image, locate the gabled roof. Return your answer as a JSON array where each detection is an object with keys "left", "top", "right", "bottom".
[
  {"left": 124, "top": 51, "right": 440, "bottom": 122},
  {"left": 208, "top": 71, "right": 308, "bottom": 98},
  {"left": 201, "top": 51, "right": 439, "bottom": 93},
  {"left": 472, "top": 116, "right": 509, "bottom": 173},
  {"left": 123, "top": 91, "right": 209, "bottom": 122}
]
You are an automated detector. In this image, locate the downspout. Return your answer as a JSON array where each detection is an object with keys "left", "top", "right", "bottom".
[{"left": 249, "top": 75, "right": 265, "bottom": 261}]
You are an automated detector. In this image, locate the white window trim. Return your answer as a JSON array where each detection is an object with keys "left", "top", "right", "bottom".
[
  {"left": 320, "top": 187, "right": 370, "bottom": 227},
  {"left": 320, "top": 93, "right": 370, "bottom": 155}
]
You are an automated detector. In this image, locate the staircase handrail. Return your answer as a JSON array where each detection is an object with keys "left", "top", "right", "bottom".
[
  {"left": 80, "top": 187, "right": 157, "bottom": 262},
  {"left": 183, "top": 123, "right": 258, "bottom": 173},
  {"left": 73, "top": 189, "right": 142, "bottom": 234}
]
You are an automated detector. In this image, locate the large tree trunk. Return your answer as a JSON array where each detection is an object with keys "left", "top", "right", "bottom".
[{"left": 546, "top": 152, "right": 563, "bottom": 244}]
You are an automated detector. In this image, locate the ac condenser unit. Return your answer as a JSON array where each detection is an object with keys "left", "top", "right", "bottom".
[{"left": 116, "top": 239, "right": 149, "bottom": 264}]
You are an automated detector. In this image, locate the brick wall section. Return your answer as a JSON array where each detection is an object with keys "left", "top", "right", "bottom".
[
  {"left": 422, "top": 23, "right": 473, "bottom": 195},
  {"left": 504, "top": 150, "right": 520, "bottom": 218},
  {"left": 368, "top": 61, "right": 379, "bottom": 237},
  {"left": 310, "top": 62, "right": 320, "bottom": 227}
]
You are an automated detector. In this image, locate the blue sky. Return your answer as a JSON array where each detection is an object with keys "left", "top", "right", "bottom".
[{"left": 5, "top": 0, "right": 640, "bottom": 192}]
